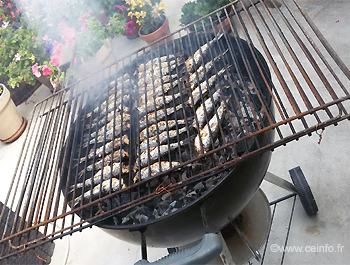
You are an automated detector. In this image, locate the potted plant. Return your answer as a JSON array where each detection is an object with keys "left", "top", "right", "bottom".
[
  {"left": 0, "top": 84, "right": 27, "bottom": 143},
  {"left": 0, "top": 2, "right": 52, "bottom": 89},
  {"left": 124, "top": 0, "right": 171, "bottom": 45},
  {"left": 16, "top": 0, "right": 127, "bottom": 85},
  {"left": 180, "top": 0, "right": 235, "bottom": 33}
]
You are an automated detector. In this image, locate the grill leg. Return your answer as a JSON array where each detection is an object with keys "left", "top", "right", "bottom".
[
  {"left": 141, "top": 232, "right": 147, "bottom": 261},
  {"left": 264, "top": 171, "right": 297, "bottom": 193}
]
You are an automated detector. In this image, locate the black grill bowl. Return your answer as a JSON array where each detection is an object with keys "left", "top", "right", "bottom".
[{"left": 60, "top": 32, "right": 275, "bottom": 248}]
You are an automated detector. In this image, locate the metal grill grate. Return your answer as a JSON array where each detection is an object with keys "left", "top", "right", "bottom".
[{"left": 1, "top": 0, "right": 350, "bottom": 259}]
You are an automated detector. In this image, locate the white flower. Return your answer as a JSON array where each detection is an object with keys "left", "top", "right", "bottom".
[
  {"left": 2, "top": 21, "right": 9, "bottom": 29},
  {"left": 15, "top": 53, "right": 21, "bottom": 61}
]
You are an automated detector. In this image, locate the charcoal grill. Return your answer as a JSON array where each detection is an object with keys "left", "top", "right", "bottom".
[{"left": 1, "top": 0, "right": 350, "bottom": 262}]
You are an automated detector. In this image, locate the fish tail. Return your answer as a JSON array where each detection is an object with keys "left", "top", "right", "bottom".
[
  {"left": 73, "top": 196, "right": 82, "bottom": 208},
  {"left": 78, "top": 170, "right": 85, "bottom": 179},
  {"left": 216, "top": 32, "right": 224, "bottom": 42}
]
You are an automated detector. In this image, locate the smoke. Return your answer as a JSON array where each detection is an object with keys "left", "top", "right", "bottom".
[{"left": 14, "top": 0, "right": 109, "bottom": 64}]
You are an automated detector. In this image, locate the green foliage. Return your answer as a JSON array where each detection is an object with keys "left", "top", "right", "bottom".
[
  {"left": 100, "top": 0, "right": 126, "bottom": 17},
  {"left": 75, "top": 13, "right": 126, "bottom": 61},
  {"left": 0, "top": 19, "right": 50, "bottom": 88},
  {"left": 180, "top": 0, "right": 234, "bottom": 30},
  {"left": 0, "top": 0, "right": 129, "bottom": 89}
]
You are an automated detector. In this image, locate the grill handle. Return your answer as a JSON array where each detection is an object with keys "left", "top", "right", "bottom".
[{"left": 134, "top": 233, "right": 223, "bottom": 265}]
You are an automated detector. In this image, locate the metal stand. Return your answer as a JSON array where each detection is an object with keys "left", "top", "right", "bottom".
[{"left": 135, "top": 166, "right": 318, "bottom": 265}]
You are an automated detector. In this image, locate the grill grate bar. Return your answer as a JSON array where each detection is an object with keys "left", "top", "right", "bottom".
[
  {"left": 1, "top": 0, "right": 350, "bottom": 258},
  {"left": 259, "top": 0, "right": 335, "bottom": 120}
]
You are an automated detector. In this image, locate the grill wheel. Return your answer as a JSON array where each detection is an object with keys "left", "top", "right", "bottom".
[{"left": 289, "top": 166, "right": 318, "bottom": 215}]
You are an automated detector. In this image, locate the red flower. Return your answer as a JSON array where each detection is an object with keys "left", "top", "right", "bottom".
[
  {"left": 7, "top": 3, "right": 11, "bottom": 7},
  {"left": 16, "top": 9, "right": 19, "bottom": 14},
  {"left": 11, "top": 11, "right": 15, "bottom": 18}
]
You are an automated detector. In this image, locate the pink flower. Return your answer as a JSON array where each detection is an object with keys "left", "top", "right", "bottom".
[
  {"left": 57, "top": 23, "right": 68, "bottom": 30},
  {"left": 78, "top": 13, "right": 90, "bottom": 31},
  {"left": 42, "top": 65, "right": 52, "bottom": 76},
  {"left": 63, "top": 27, "right": 75, "bottom": 44},
  {"left": 115, "top": 5, "right": 127, "bottom": 11},
  {"left": 14, "top": 53, "right": 20, "bottom": 61},
  {"left": 50, "top": 56, "right": 61, "bottom": 67},
  {"left": 31, "top": 63, "right": 41, "bottom": 78},
  {"left": 58, "top": 23, "right": 76, "bottom": 45},
  {"left": 125, "top": 20, "right": 136, "bottom": 35},
  {"left": 43, "top": 35, "right": 48, "bottom": 42},
  {"left": 50, "top": 42, "right": 64, "bottom": 66}
]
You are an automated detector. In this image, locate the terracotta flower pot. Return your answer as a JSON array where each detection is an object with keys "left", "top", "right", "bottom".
[
  {"left": 138, "top": 16, "right": 173, "bottom": 46},
  {"left": 0, "top": 84, "right": 26, "bottom": 143}
]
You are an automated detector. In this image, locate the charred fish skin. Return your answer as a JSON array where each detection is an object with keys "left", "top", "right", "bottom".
[
  {"left": 137, "top": 55, "right": 176, "bottom": 72},
  {"left": 86, "top": 94, "right": 130, "bottom": 119},
  {"left": 90, "top": 112, "right": 131, "bottom": 139},
  {"left": 73, "top": 178, "right": 124, "bottom": 207},
  {"left": 137, "top": 65, "right": 177, "bottom": 87},
  {"left": 185, "top": 33, "right": 224, "bottom": 73},
  {"left": 134, "top": 161, "right": 181, "bottom": 182},
  {"left": 139, "top": 127, "right": 187, "bottom": 153},
  {"left": 74, "top": 162, "right": 129, "bottom": 191},
  {"left": 137, "top": 73, "right": 178, "bottom": 92},
  {"left": 89, "top": 112, "right": 130, "bottom": 139},
  {"left": 85, "top": 149, "right": 129, "bottom": 172},
  {"left": 88, "top": 121, "right": 130, "bottom": 145},
  {"left": 188, "top": 68, "right": 226, "bottom": 107},
  {"left": 138, "top": 77, "right": 178, "bottom": 95},
  {"left": 192, "top": 89, "right": 222, "bottom": 130},
  {"left": 194, "top": 99, "right": 226, "bottom": 154},
  {"left": 98, "top": 94, "right": 130, "bottom": 115},
  {"left": 137, "top": 92, "right": 181, "bottom": 116},
  {"left": 136, "top": 143, "right": 180, "bottom": 168},
  {"left": 80, "top": 135, "right": 129, "bottom": 163},
  {"left": 138, "top": 80, "right": 179, "bottom": 105},
  {"left": 137, "top": 60, "right": 177, "bottom": 79},
  {"left": 139, "top": 104, "right": 183, "bottom": 130},
  {"left": 188, "top": 52, "right": 226, "bottom": 90},
  {"left": 139, "top": 120, "right": 186, "bottom": 142},
  {"left": 107, "top": 79, "right": 132, "bottom": 95},
  {"left": 87, "top": 106, "right": 130, "bottom": 129}
]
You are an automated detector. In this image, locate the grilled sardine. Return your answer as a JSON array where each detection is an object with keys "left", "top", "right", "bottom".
[
  {"left": 194, "top": 98, "right": 227, "bottom": 154},
  {"left": 85, "top": 149, "right": 129, "bottom": 172},
  {"left": 81, "top": 135, "right": 129, "bottom": 162},
  {"left": 137, "top": 74, "right": 177, "bottom": 92},
  {"left": 73, "top": 178, "right": 124, "bottom": 207},
  {"left": 134, "top": 161, "right": 181, "bottom": 182},
  {"left": 137, "top": 55, "right": 176, "bottom": 72},
  {"left": 137, "top": 93, "right": 181, "bottom": 116},
  {"left": 185, "top": 33, "right": 223, "bottom": 73},
  {"left": 139, "top": 105, "right": 183, "bottom": 130},
  {"left": 75, "top": 162, "right": 129, "bottom": 190},
  {"left": 139, "top": 120, "right": 186, "bottom": 142},
  {"left": 137, "top": 60, "right": 177, "bottom": 79},
  {"left": 136, "top": 143, "right": 180, "bottom": 168},
  {"left": 139, "top": 127, "right": 187, "bottom": 153},
  {"left": 188, "top": 68, "right": 226, "bottom": 107},
  {"left": 89, "top": 121, "right": 130, "bottom": 145},
  {"left": 187, "top": 52, "right": 226, "bottom": 90},
  {"left": 90, "top": 112, "right": 130, "bottom": 139},
  {"left": 192, "top": 89, "right": 221, "bottom": 130}
]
